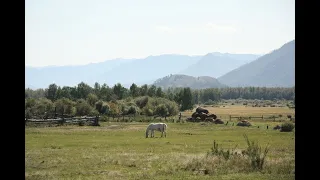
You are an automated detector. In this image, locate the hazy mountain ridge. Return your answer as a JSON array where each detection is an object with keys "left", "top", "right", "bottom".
[
  {"left": 26, "top": 53, "right": 258, "bottom": 89},
  {"left": 217, "top": 40, "right": 295, "bottom": 87},
  {"left": 25, "top": 58, "right": 134, "bottom": 88},
  {"left": 179, "top": 53, "right": 260, "bottom": 78}
]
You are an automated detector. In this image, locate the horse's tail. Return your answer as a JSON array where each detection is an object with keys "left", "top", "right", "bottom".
[{"left": 164, "top": 123, "right": 167, "bottom": 131}]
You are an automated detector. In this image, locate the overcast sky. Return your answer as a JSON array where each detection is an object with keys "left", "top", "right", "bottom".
[{"left": 25, "top": 0, "right": 295, "bottom": 67}]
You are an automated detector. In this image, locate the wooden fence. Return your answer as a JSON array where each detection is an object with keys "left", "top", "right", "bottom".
[
  {"left": 25, "top": 116, "right": 100, "bottom": 126},
  {"left": 228, "top": 115, "right": 293, "bottom": 121}
]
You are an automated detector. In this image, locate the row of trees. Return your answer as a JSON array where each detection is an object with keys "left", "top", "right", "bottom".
[
  {"left": 25, "top": 82, "right": 295, "bottom": 113},
  {"left": 25, "top": 95, "right": 180, "bottom": 119},
  {"left": 25, "top": 82, "right": 295, "bottom": 117}
]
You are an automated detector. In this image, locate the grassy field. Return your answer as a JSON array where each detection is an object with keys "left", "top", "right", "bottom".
[
  {"left": 25, "top": 105, "right": 295, "bottom": 180},
  {"left": 183, "top": 105, "right": 295, "bottom": 121}
]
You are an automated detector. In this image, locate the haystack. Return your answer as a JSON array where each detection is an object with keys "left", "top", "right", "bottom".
[
  {"left": 213, "top": 119, "right": 224, "bottom": 124},
  {"left": 236, "top": 120, "right": 252, "bottom": 126}
]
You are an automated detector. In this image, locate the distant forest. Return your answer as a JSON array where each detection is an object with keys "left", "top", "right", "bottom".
[{"left": 25, "top": 82, "right": 295, "bottom": 103}]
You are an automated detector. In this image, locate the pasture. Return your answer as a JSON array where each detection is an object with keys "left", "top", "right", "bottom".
[
  {"left": 25, "top": 105, "right": 295, "bottom": 180},
  {"left": 183, "top": 105, "right": 295, "bottom": 120}
]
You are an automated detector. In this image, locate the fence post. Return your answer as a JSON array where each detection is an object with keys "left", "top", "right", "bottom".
[
  {"left": 54, "top": 107, "right": 57, "bottom": 119},
  {"left": 262, "top": 115, "right": 264, "bottom": 120},
  {"left": 229, "top": 115, "right": 231, "bottom": 121}
]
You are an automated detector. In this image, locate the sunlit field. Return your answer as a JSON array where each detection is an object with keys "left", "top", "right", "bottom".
[{"left": 25, "top": 105, "right": 295, "bottom": 180}]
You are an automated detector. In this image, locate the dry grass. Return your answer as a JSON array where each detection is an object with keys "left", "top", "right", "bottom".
[{"left": 182, "top": 105, "right": 295, "bottom": 122}]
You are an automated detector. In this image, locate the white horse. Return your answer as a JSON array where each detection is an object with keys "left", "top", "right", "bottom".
[{"left": 145, "top": 123, "right": 167, "bottom": 138}]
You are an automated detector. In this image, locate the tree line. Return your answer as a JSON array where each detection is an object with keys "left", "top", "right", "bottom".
[
  {"left": 25, "top": 82, "right": 295, "bottom": 118},
  {"left": 25, "top": 82, "right": 295, "bottom": 103}
]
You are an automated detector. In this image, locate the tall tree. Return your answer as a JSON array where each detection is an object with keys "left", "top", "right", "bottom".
[
  {"left": 156, "top": 87, "right": 164, "bottom": 97},
  {"left": 113, "top": 83, "right": 126, "bottom": 100},
  {"left": 180, "top": 87, "right": 193, "bottom": 111},
  {"left": 129, "top": 83, "right": 139, "bottom": 97},
  {"left": 77, "top": 82, "right": 92, "bottom": 99},
  {"left": 147, "top": 85, "right": 157, "bottom": 97},
  {"left": 93, "top": 82, "right": 101, "bottom": 97},
  {"left": 140, "top": 84, "right": 148, "bottom": 96},
  {"left": 45, "top": 83, "right": 58, "bottom": 102}
]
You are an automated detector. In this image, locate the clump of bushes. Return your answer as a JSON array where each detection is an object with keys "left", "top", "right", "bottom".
[
  {"left": 206, "top": 134, "right": 269, "bottom": 170},
  {"left": 207, "top": 140, "right": 238, "bottom": 160},
  {"left": 243, "top": 134, "right": 269, "bottom": 170},
  {"left": 280, "top": 122, "right": 295, "bottom": 132}
]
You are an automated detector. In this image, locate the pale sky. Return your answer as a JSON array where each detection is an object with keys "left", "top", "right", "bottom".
[{"left": 25, "top": 0, "right": 295, "bottom": 67}]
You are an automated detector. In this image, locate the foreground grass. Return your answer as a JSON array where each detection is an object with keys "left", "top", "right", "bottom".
[{"left": 25, "top": 121, "right": 294, "bottom": 180}]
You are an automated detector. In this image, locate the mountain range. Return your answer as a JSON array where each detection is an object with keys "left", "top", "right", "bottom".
[
  {"left": 217, "top": 40, "right": 295, "bottom": 87},
  {"left": 25, "top": 40, "right": 294, "bottom": 89}
]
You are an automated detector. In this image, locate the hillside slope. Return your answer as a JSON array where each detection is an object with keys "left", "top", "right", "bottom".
[
  {"left": 217, "top": 40, "right": 295, "bottom": 87},
  {"left": 180, "top": 53, "right": 260, "bottom": 78}
]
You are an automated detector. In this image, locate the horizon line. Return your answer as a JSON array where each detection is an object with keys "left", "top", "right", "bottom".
[{"left": 25, "top": 51, "right": 266, "bottom": 68}]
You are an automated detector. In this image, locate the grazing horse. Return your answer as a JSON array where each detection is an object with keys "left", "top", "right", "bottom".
[{"left": 146, "top": 123, "right": 167, "bottom": 138}]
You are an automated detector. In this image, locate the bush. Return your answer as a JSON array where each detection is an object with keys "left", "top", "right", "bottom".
[
  {"left": 99, "top": 115, "right": 109, "bottom": 122},
  {"left": 95, "top": 100, "right": 110, "bottom": 115},
  {"left": 280, "top": 122, "right": 295, "bottom": 132},
  {"left": 154, "top": 104, "right": 169, "bottom": 117},
  {"left": 142, "top": 105, "right": 154, "bottom": 116},
  {"left": 207, "top": 134, "right": 270, "bottom": 171},
  {"left": 243, "top": 134, "right": 269, "bottom": 170},
  {"left": 207, "top": 140, "right": 237, "bottom": 160},
  {"left": 75, "top": 99, "right": 92, "bottom": 116},
  {"left": 55, "top": 98, "right": 76, "bottom": 115},
  {"left": 135, "top": 96, "right": 149, "bottom": 109},
  {"left": 34, "top": 98, "right": 54, "bottom": 115},
  {"left": 88, "top": 109, "right": 99, "bottom": 116}
]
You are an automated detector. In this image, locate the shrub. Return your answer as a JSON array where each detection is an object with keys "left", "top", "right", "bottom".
[
  {"left": 99, "top": 115, "right": 109, "bottom": 122},
  {"left": 75, "top": 99, "right": 92, "bottom": 116},
  {"left": 86, "top": 93, "right": 98, "bottom": 107},
  {"left": 280, "top": 122, "right": 295, "bottom": 132},
  {"left": 154, "top": 104, "right": 169, "bottom": 117},
  {"left": 88, "top": 109, "right": 99, "bottom": 116},
  {"left": 95, "top": 100, "right": 110, "bottom": 115},
  {"left": 142, "top": 105, "right": 153, "bottom": 116},
  {"left": 54, "top": 98, "right": 76, "bottom": 115},
  {"left": 135, "top": 96, "right": 149, "bottom": 109},
  {"left": 243, "top": 134, "right": 269, "bottom": 170},
  {"left": 207, "top": 140, "right": 237, "bottom": 160}
]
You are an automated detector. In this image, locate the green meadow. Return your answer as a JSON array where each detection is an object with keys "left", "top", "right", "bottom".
[{"left": 26, "top": 114, "right": 295, "bottom": 179}]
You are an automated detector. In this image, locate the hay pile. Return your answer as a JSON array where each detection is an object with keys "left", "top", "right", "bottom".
[
  {"left": 236, "top": 120, "right": 252, "bottom": 127},
  {"left": 213, "top": 119, "right": 224, "bottom": 124}
]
